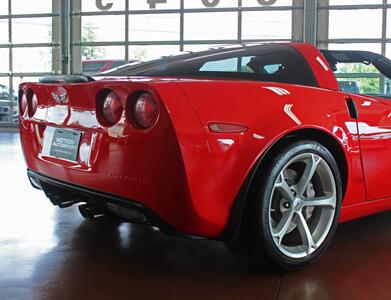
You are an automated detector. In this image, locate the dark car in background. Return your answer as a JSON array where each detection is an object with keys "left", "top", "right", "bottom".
[
  {"left": 0, "top": 84, "right": 17, "bottom": 123},
  {"left": 82, "top": 59, "right": 140, "bottom": 75},
  {"left": 338, "top": 80, "right": 360, "bottom": 94}
]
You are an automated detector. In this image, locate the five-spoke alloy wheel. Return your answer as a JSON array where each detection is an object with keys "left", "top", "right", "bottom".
[
  {"left": 225, "top": 141, "right": 342, "bottom": 271},
  {"left": 269, "top": 152, "right": 337, "bottom": 259}
]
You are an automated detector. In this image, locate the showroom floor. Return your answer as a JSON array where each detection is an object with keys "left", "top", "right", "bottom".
[{"left": 1, "top": 131, "right": 391, "bottom": 300}]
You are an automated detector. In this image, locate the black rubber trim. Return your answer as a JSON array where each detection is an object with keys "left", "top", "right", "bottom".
[
  {"left": 346, "top": 97, "right": 358, "bottom": 119},
  {"left": 27, "top": 169, "right": 204, "bottom": 240},
  {"left": 219, "top": 133, "right": 294, "bottom": 242},
  {"left": 39, "top": 75, "right": 95, "bottom": 84},
  {"left": 219, "top": 148, "right": 271, "bottom": 242},
  {"left": 218, "top": 167, "right": 256, "bottom": 242}
]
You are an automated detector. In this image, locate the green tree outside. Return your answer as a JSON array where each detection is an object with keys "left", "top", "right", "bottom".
[
  {"left": 82, "top": 21, "right": 106, "bottom": 59},
  {"left": 336, "top": 63, "right": 381, "bottom": 94}
]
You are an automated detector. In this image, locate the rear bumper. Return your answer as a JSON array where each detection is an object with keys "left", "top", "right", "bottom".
[{"left": 27, "top": 169, "right": 204, "bottom": 240}]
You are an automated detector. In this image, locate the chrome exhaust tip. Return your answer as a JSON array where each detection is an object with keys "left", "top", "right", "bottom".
[{"left": 78, "top": 204, "right": 105, "bottom": 220}]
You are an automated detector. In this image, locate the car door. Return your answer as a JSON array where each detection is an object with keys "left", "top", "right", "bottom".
[{"left": 351, "top": 94, "right": 391, "bottom": 201}]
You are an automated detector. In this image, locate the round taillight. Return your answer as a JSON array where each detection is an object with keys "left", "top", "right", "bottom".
[
  {"left": 101, "top": 91, "right": 123, "bottom": 126},
  {"left": 19, "top": 91, "right": 27, "bottom": 116},
  {"left": 133, "top": 93, "right": 159, "bottom": 129},
  {"left": 31, "top": 94, "right": 38, "bottom": 116},
  {"left": 26, "top": 90, "right": 38, "bottom": 117}
]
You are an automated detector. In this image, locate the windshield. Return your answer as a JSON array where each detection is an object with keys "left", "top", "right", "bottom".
[
  {"left": 101, "top": 44, "right": 318, "bottom": 88},
  {"left": 322, "top": 50, "right": 391, "bottom": 98}
]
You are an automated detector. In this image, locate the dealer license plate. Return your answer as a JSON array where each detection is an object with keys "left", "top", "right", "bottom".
[{"left": 50, "top": 129, "right": 82, "bottom": 162}]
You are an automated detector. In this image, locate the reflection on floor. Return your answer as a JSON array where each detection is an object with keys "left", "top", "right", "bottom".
[{"left": 1, "top": 132, "right": 390, "bottom": 300}]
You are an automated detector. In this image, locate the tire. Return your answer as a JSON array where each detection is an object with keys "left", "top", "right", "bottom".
[{"left": 227, "top": 140, "right": 342, "bottom": 271}]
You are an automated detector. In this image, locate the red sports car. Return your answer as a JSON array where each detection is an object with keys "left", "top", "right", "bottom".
[{"left": 19, "top": 43, "right": 391, "bottom": 270}]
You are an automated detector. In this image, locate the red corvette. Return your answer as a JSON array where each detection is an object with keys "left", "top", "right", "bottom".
[{"left": 19, "top": 43, "right": 391, "bottom": 270}]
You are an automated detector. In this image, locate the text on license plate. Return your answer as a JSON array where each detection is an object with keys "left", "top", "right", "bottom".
[{"left": 50, "top": 129, "right": 82, "bottom": 162}]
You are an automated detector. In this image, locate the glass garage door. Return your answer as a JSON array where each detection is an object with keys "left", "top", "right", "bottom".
[
  {"left": 0, "top": 0, "right": 60, "bottom": 126},
  {"left": 73, "top": 0, "right": 297, "bottom": 74},
  {"left": 6, "top": 1, "right": 391, "bottom": 125},
  {"left": 323, "top": 0, "right": 391, "bottom": 96},
  {"left": 0, "top": 0, "right": 301, "bottom": 126}
]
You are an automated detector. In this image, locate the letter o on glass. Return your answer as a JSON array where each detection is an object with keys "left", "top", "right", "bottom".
[
  {"left": 257, "top": 0, "right": 277, "bottom": 5},
  {"left": 202, "top": 0, "right": 220, "bottom": 8}
]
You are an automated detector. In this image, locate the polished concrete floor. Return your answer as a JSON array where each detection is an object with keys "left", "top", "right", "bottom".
[{"left": 1, "top": 131, "right": 391, "bottom": 300}]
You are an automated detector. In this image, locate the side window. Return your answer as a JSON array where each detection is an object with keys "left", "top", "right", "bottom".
[
  {"left": 334, "top": 62, "right": 389, "bottom": 96},
  {"left": 200, "top": 58, "right": 238, "bottom": 72},
  {"left": 239, "top": 56, "right": 253, "bottom": 73},
  {"left": 199, "top": 56, "right": 258, "bottom": 73},
  {"left": 192, "top": 48, "right": 316, "bottom": 86},
  {"left": 263, "top": 64, "right": 284, "bottom": 74},
  {"left": 199, "top": 57, "right": 287, "bottom": 75}
]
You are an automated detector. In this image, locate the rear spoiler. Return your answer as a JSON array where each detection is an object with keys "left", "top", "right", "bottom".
[{"left": 39, "top": 75, "right": 95, "bottom": 84}]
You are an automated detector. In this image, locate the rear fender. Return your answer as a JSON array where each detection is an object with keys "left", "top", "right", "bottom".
[
  {"left": 177, "top": 80, "right": 366, "bottom": 238},
  {"left": 150, "top": 82, "right": 222, "bottom": 235}
]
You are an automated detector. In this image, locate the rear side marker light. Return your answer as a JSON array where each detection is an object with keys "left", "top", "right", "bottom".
[
  {"left": 208, "top": 122, "right": 248, "bottom": 133},
  {"left": 132, "top": 92, "right": 159, "bottom": 129}
]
